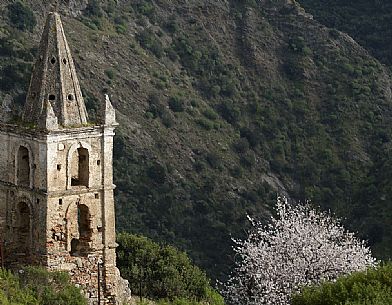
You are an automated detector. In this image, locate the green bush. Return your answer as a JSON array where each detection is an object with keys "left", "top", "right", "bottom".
[
  {"left": 136, "top": 29, "right": 164, "bottom": 58},
  {"left": 147, "top": 93, "right": 164, "bottom": 117},
  {"left": 206, "top": 152, "right": 222, "bottom": 169},
  {"left": 161, "top": 111, "right": 175, "bottom": 128},
  {"left": 288, "top": 36, "right": 311, "bottom": 55},
  {"left": 202, "top": 108, "right": 218, "bottom": 120},
  {"left": 292, "top": 263, "right": 392, "bottom": 305},
  {"left": 233, "top": 138, "right": 250, "bottom": 154},
  {"left": 84, "top": 0, "right": 103, "bottom": 17},
  {"left": 7, "top": 2, "right": 36, "bottom": 32},
  {"left": 168, "top": 96, "right": 185, "bottom": 112},
  {"left": 147, "top": 163, "right": 167, "bottom": 184},
  {"left": 164, "top": 18, "right": 179, "bottom": 33},
  {"left": 217, "top": 100, "right": 240, "bottom": 124},
  {"left": 0, "top": 62, "right": 32, "bottom": 91},
  {"left": 104, "top": 68, "right": 116, "bottom": 80},
  {"left": 134, "top": 1, "right": 155, "bottom": 18},
  {"left": 195, "top": 118, "right": 213, "bottom": 130},
  {"left": 0, "top": 267, "right": 86, "bottom": 305},
  {"left": 117, "top": 233, "right": 224, "bottom": 304}
]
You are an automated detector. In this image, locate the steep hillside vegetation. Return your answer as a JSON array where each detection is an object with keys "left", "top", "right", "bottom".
[
  {"left": 1, "top": 0, "right": 392, "bottom": 280},
  {"left": 299, "top": 0, "right": 392, "bottom": 66}
]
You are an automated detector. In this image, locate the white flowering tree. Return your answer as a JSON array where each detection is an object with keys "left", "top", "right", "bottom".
[{"left": 223, "top": 197, "right": 376, "bottom": 305}]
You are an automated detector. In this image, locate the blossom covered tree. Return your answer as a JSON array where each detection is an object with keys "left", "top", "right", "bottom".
[{"left": 223, "top": 197, "right": 376, "bottom": 305}]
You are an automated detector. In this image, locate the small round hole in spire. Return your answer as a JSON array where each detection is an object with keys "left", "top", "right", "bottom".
[
  {"left": 68, "top": 94, "right": 74, "bottom": 101},
  {"left": 50, "top": 57, "right": 56, "bottom": 64},
  {"left": 63, "top": 58, "right": 67, "bottom": 65},
  {"left": 49, "top": 94, "right": 56, "bottom": 101}
]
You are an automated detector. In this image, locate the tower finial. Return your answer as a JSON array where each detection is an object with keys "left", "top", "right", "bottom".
[
  {"left": 101, "top": 94, "right": 117, "bottom": 126},
  {"left": 23, "top": 12, "right": 88, "bottom": 130}
]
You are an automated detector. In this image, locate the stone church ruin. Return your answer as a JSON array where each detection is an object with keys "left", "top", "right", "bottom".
[{"left": 0, "top": 12, "right": 130, "bottom": 304}]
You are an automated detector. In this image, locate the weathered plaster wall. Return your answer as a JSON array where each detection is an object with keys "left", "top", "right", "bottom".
[{"left": 0, "top": 125, "right": 130, "bottom": 304}]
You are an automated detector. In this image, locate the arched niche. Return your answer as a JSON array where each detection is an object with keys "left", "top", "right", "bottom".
[
  {"left": 67, "top": 203, "right": 93, "bottom": 256},
  {"left": 15, "top": 145, "right": 33, "bottom": 187},
  {"left": 67, "top": 142, "right": 91, "bottom": 189},
  {"left": 14, "top": 201, "right": 32, "bottom": 254}
]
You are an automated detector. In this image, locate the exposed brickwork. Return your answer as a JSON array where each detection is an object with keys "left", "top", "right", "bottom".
[{"left": 0, "top": 12, "right": 130, "bottom": 305}]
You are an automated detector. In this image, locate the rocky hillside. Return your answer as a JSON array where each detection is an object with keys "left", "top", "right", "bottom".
[
  {"left": 1, "top": 0, "right": 392, "bottom": 280},
  {"left": 299, "top": 0, "right": 392, "bottom": 66}
]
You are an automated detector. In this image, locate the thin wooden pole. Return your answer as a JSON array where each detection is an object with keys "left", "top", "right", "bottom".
[
  {"left": 0, "top": 240, "right": 3, "bottom": 268},
  {"left": 98, "top": 261, "right": 101, "bottom": 305}
]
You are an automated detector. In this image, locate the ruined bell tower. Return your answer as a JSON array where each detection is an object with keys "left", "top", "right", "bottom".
[{"left": 0, "top": 12, "right": 130, "bottom": 304}]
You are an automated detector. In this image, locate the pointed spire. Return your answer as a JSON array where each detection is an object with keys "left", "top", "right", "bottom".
[{"left": 23, "top": 12, "right": 88, "bottom": 129}]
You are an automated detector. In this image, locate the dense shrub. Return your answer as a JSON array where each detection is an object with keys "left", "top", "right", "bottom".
[
  {"left": 288, "top": 36, "right": 311, "bottom": 55},
  {"left": 136, "top": 29, "right": 164, "bottom": 58},
  {"left": 233, "top": 138, "right": 250, "bottom": 154},
  {"left": 195, "top": 118, "right": 213, "bottom": 130},
  {"left": 104, "top": 68, "right": 116, "bottom": 80},
  {"left": 7, "top": 2, "right": 36, "bottom": 32},
  {"left": 134, "top": 1, "right": 155, "bottom": 18},
  {"left": 147, "top": 93, "right": 165, "bottom": 118},
  {"left": 0, "top": 267, "right": 86, "bottom": 305},
  {"left": 206, "top": 152, "right": 222, "bottom": 169},
  {"left": 0, "top": 62, "right": 32, "bottom": 91},
  {"left": 292, "top": 263, "right": 392, "bottom": 305},
  {"left": 84, "top": 0, "right": 103, "bottom": 17},
  {"left": 147, "top": 163, "right": 167, "bottom": 184},
  {"left": 168, "top": 96, "right": 185, "bottom": 112},
  {"left": 164, "top": 18, "right": 179, "bottom": 33},
  {"left": 217, "top": 100, "right": 240, "bottom": 125},
  {"left": 117, "top": 233, "right": 224, "bottom": 304},
  {"left": 202, "top": 108, "right": 219, "bottom": 120}
]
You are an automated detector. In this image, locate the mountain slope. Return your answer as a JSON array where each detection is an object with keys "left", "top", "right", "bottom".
[
  {"left": 1, "top": 0, "right": 392, "bottom": 279},
  {"left": 298, "top": 0, "right": 392, "bottom": 66}
]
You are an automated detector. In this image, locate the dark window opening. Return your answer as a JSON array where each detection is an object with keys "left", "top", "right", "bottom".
[
  {"left": 67, "top": 94, "right": 74, "bottom": 101},
  {"left": 95, "top": 193, "right": 99, "bottom": 199},
  {"left": 49, "top": 94, "right": 56, "bottom": 101},
  {"left": 70, "top": 238, "right": 79, "bottom": 256},
  {"left": 70, "top": 204, "right": 92, "bottom": 256},
  {"left": 97, "top": 160, "right": 101, "bottom": 166},
  {"left": 17, "top": 146, "right": 30, "bottom": 187},
  {"left": 57, "top": 164, "right": 62, "bottom": 171},
  {"left": 71, "top": 148, "right": 89, "bottom": 187},
  {"left": 31, "top": 92, "right": 36, "bottom": 98},
  {"left": 59, "top": 199, "right": 63, "bottom": 205},
  {"left": 63, "top": 58, "right": 67, "bottom": 65},
  {"left": 50, "top": 57, "right": 56, "bottom": 64},
  {"left": 15, "top": 202, "right": 31, "bottom": 254},
  {"left": 36, "top": 199, "right": 40, "bottom": 204}
]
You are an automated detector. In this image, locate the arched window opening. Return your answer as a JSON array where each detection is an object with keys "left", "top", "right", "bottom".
[
  {"left": 70, "top": 204, "right": 92, "bottom": 256},
  {"left": 15, "top": 202, "right": 31, "bottom": 254},
  {"left": 17, "top": 146, "right": 30, "bottom": 187},
  {"left": 71, "top": 148, "right": 89, "bottom": 187}
]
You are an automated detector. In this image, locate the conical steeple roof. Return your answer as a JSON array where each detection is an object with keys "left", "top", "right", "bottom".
[{"left": 23, "top": 12, "right": 88, "bottom": 130}]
